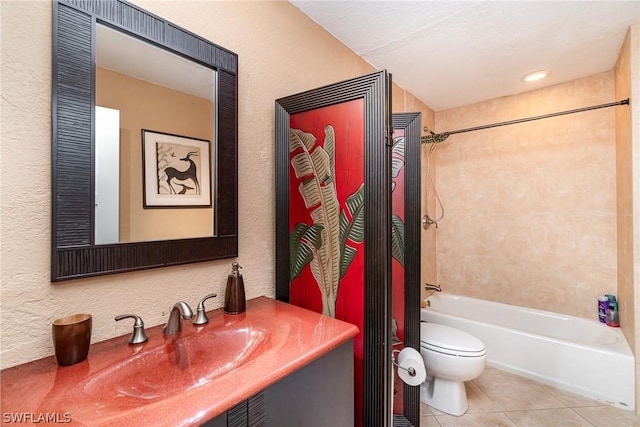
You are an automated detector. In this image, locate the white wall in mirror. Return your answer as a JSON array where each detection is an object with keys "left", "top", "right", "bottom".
[{"left": 95, "top": 106, "right": 120, "bottom": 245}]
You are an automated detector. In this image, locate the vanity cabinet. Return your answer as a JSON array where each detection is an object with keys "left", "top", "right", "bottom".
[
  {"left": 203, "top": 393, "right": 265, "bottom": 427},
  {"left": 204, "top": 340, "right": 354, "bottom": 427}
]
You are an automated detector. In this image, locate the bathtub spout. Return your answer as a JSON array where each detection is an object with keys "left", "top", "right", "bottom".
[{"left": 425, "top": 283, "right": 441, "bottom": 292}]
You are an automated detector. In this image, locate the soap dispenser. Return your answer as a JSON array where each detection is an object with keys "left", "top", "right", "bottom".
[{"left": 224, "top": 262, "right": 246, "bottom": 314}]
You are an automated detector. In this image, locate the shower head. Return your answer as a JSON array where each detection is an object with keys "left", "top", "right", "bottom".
[
  {"left": 421, "top": 133, "right": 450, "bottom": 144},
  {"left": 421, "top": 126, "right": 450, "bottom": 144}
]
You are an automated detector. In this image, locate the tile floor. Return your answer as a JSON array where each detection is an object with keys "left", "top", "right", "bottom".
[{"left": 420, "top": 367, "right": 640, "bottom": 427}]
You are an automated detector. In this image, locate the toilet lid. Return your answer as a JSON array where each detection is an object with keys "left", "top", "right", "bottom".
[{"left": 420, "top": 322, "right": 486, "bottom": 356}]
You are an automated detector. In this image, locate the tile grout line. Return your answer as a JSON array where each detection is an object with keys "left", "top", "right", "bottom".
[{"left": 566, "top": 407, "right": 598, "bottom": 427}]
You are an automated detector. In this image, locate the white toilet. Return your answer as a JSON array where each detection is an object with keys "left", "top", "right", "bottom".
[{"left": 419, "top": 322, "right": 487, "bottom": 416}]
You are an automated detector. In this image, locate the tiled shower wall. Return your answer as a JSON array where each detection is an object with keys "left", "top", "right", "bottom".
[
  {"left": 614, "top": 24, "right": 639, "bottom": 415},
  {"left": 615, "top": 25, "right": 635, "bottom": 389},
  {"left": 433, "top": 72, "right": 618, "bottom": 319}
]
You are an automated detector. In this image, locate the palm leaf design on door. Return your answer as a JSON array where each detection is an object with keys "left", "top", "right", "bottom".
[
  {"left": 391, "top": 136, "right": 405, "bottom": 267},
  {"left": 340, "top": 184, "right": 364, "bottom": 279},
  {"left": 289, "top": 126, "right": 364, "bottom": 317}
]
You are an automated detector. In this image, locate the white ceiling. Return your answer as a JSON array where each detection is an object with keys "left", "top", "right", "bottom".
[{"left": 290, "top": 1, "right": 640, "bottom": 111}]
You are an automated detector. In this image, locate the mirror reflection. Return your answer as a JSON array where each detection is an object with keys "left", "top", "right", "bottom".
[{"left": 95, "top": 24, "right": 216, "bottom": 244}]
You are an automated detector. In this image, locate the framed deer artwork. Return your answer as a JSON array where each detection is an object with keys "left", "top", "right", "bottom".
[{"left": 142, "top": 130, "right": 212, "bottom": 208}]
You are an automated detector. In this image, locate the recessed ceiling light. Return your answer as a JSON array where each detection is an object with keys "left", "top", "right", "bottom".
[{"left": 522, "top": 69, "right": 551, "bottom": 82}]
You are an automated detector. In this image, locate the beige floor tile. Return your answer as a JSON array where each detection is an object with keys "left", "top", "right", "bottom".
[
  {"left": 418, "top": 366, "right": 635, "bottom": 427},
  {"left": 504, "top": 408, "right": 593, "bottom": 427},
  {"left": 429, "top": 407, "right": 448, "bottom": 416},
  {"left": 540, "top": 384, "right": 609, "bottom": 408},
  {"left": 436, "top": 412, "right": 517, "bottom": 427},
  {"left": 473, "top": 367, "right": 539, "bottom": 390},
  {"left": 466, "top": 381, "right": 501, "bottom": 413},
  {"left": 420, "top": 414, "right": 442, "bottom": 427},
  {"left": 572, "top": 406, "right": 640, "bottom": 427},
  {"left": 478, "top": 380, "right": 566, "bottom": 411},
  {"left": 421, "top": 402, "right": 435, "bottom": 416}
]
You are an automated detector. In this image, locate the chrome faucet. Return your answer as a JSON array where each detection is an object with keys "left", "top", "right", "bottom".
[
  {"left": 163, "top": 301, "right": 193, "bottom": 335},
  {"left": 424, "top": 283, "right": 441, "bottom": 292}
]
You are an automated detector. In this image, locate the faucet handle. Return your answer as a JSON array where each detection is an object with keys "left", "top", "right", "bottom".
[
  {"left": 193, "top": 293, "right": 218, "bottom": 325},
  {"left": 115, "top": 314, "right": 149, "bottom": 345}
]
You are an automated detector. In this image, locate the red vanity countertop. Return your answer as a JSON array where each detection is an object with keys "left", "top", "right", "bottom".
[{"left": 0, "top": 297, "right": 359, "bottom": 426}]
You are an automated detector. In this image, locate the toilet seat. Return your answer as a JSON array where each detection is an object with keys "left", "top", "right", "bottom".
[{"left": 420, "top": 322, "right": 486, "bottom": 357}]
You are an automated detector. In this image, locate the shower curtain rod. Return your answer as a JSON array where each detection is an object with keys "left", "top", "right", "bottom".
[{"left": 421, "top": 98, "right": 630, "bottom": 144}]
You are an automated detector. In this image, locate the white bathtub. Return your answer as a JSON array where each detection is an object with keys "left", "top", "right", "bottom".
[{"left": 421, "top": 293, "right": 635, "bottom": 411}]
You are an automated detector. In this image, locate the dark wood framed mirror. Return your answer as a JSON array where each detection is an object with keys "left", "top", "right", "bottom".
[{"left": 52, "top": 0, "right": 238, "bottom": 281}]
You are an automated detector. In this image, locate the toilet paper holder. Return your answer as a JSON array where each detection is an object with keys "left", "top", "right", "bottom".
[{"left": 392, "top": 349, "right": 416, "bottom": 377}]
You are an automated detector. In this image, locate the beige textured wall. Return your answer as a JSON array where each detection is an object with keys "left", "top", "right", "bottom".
[
  {"left": 0, "top": 0, "right": 432, "bottom": 369},
  {"left": 434, "top": 73, "right": 618, "bottom": 318},
  {"left": 615, "top": 27, "right": 635, "bottom": 361},
  {"left": 395, "top": 88, "right": 438, "bottom": 303},
  {"left": 614, "top": 23, "right": 640, "bottom": 416},
  {"left": 414, "top": 96, "right": 438, "bottom": 303},
  {"left": 630, "top": 23, "right": 640, "bottom": 418},
  {"left": 632, "top": 23, "right": 640, "bottom": 418}
]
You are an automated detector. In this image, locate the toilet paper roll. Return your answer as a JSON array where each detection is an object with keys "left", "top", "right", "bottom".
[{"left": 396, "top": 347, "right": 426, "bottom": 386}]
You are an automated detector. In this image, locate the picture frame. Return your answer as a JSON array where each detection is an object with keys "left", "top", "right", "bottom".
[
  {"left": 142, "top": 129, "right": 212, "bottom": 208},
  {"left": 275, "top": 70, "right": 393, "bottom": 427}
]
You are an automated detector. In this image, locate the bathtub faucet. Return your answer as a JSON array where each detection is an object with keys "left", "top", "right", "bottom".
[{"left": 425, "top": 283, "right": 441, "bottom": 292}]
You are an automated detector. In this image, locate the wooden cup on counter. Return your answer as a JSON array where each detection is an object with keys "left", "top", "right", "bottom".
[{"left": 52, "top": 313, "right": 92, "bottom": 366}]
